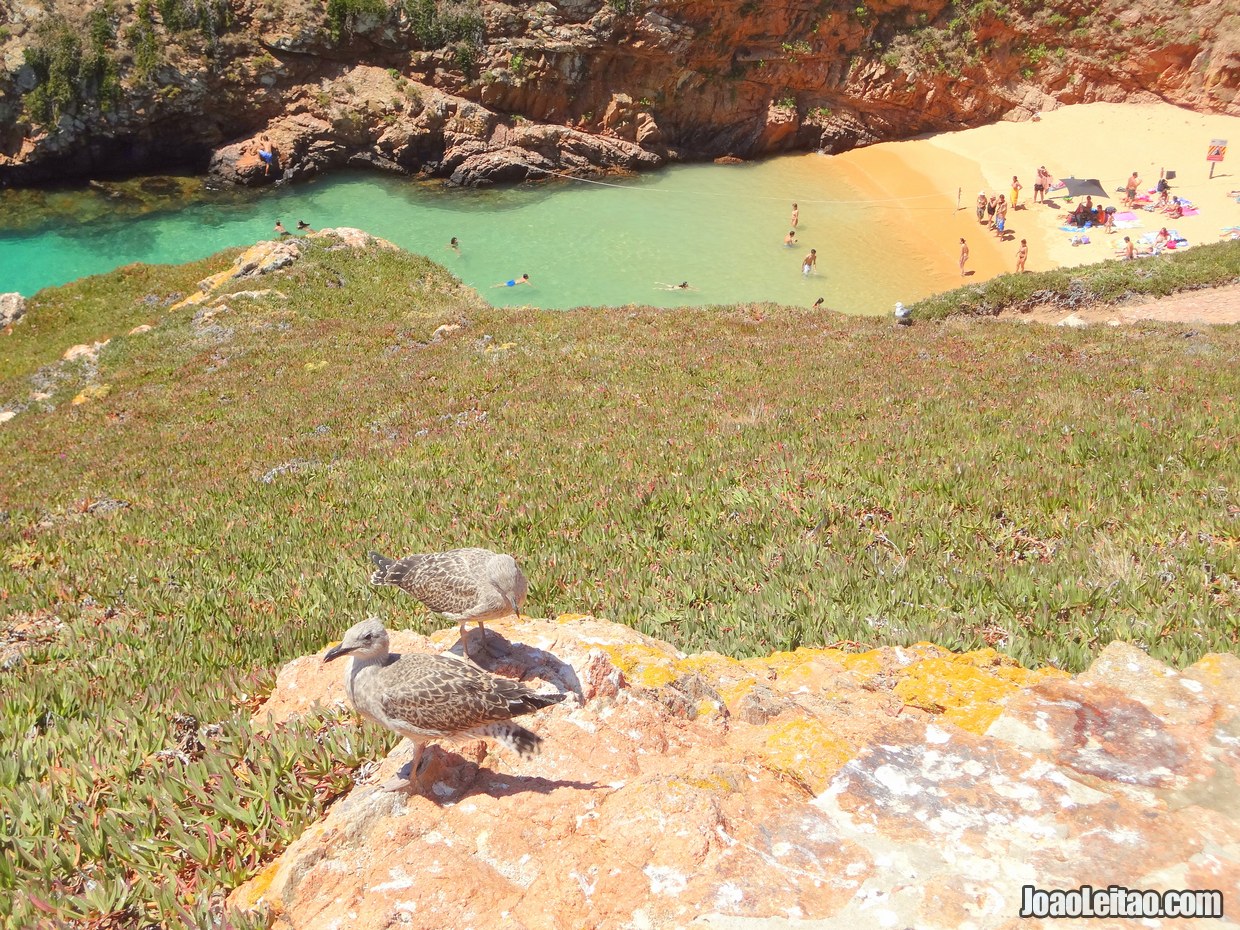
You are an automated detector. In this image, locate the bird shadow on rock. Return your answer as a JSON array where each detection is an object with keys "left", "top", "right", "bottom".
[
  {"left": 385, "top": 746, "right": 603, "bottom": 804},
  {"left": 447, "top": 628, "right": 585, "bottom": 700}
]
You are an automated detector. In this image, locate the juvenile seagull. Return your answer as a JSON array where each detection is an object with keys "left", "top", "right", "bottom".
[
  {"left": 368, "top": 547, "right": 528, "bottom": 661},
  {"left": 324, "top": 618, "right": 564, "bottom": 789}
]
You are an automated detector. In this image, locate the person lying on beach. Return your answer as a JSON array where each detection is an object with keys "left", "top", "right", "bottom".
[
  {"left": 1154, "top": 228, "right": 1171, "bottom": 250},
  {"left": 493, "top": 273, "right": 531, "bottom": 287}
]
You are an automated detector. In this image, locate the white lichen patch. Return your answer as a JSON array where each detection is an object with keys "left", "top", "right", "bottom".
[{"left": 644, "top": 864, "right": 688, "bottom": 896}]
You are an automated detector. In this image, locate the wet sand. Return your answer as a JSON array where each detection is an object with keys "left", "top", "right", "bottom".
[{"left": 829, "top": 101, "right": 1240, "bottom": 307}]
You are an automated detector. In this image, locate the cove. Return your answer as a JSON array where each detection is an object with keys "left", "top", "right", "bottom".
[{"left": 0, "top": 154, "right": 954, "bottom": 314}]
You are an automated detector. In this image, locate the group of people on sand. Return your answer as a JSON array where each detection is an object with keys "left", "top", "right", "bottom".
[
  {"left": 1066, "top": 196, "right": 1116, "bottom": 233},
  {"left": 974, "top": 184, "right": 1016, "bottom": 240}
]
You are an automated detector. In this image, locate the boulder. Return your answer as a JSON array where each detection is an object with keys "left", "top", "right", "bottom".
[
  {"left": 228, "top": 617, "right": 1240, "bottom": 930},
  {"left": 0, "top": 292, "right": 25, "bottom": 328}
]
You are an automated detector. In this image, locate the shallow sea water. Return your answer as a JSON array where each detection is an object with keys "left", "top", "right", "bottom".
[{"left": 0, "top": 154, "right": 950, "bottom": 314}]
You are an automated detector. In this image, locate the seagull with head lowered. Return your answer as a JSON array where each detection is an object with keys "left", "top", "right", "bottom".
[
  {"left": 324, "top": 618, "right": 564, "bottom": 791},
  {"left": 368, "top": 547, "right": 528, "bottom": 662}
]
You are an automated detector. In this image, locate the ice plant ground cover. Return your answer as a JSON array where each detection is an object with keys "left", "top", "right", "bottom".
[{"left": 0, "top": 238, "right": 1236, "bottom": 926}]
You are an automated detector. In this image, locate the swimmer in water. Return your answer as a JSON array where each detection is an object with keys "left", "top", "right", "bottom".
[
  {"left": 812, "top": 297, "right": 825, "bottom": 309},
  {"left": 784, "top": 230, "right": 797, "bottom": 246},
  {"left": 492, "top": 273, "right": 531, "bottom": 287},
  {"left": 274, "top": 220, "right": 289, "bottom": 237},
  {"left": 447, "top": 236, "right": 460, "bottom": 254},
  {"left": 656, "top": 281, "right": 694, "bottom": 290},
  {"left": 296, "top": 220, "right": 313, "bottom": 232}
]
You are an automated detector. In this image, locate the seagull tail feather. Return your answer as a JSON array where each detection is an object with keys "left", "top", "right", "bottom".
[
  {"left": 480, "top": 721, "right": 543, "bottom": 758},
  {"left": 369, "top": 550, "right": 396, "bottom": 585}
]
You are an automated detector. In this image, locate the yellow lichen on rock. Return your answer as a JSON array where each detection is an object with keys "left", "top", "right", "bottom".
[
  {"left": 760, "top": 717, "right": 857, "bottom": 793},
  {"left": 892, "top": 649, "right": 1069, "bottom": 734},
  {"left": 71, "top": 384, "right": 111, "bottom": 405},
  {"left": 600, "top": 643, "right": 679, "bottom": 689}
]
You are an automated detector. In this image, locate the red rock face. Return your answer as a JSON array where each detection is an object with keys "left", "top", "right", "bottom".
[
  {"left": 228, "top": 617, "right": 1240, "bottom": 930},
  {"left": 0, "top": 0, "right": 1235, "bottom": 186}
]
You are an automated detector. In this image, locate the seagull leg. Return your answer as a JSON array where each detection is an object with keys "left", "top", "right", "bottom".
[
  {"left": 461, "top": 621, "right": 484, "bottom": 667},
  {"left": 381, "top": 740, "right": 427, "bottom": 792}
]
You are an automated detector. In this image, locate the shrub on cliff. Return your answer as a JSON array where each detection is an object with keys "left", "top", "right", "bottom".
[
  {"left": 910, "top": 240, "right": 1240, "bottom": 319},
  {"left": 22, "top": 9, "right": 120, "bottom": 126}
]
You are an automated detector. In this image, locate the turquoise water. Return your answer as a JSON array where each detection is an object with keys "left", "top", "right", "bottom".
[{"left": 0, "top": 156, "right": 947, "bottom": 314}]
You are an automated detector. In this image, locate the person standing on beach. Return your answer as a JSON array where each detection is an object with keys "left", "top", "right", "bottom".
[
  {"left": 1125, "top": 171, "right": 1141, "bottom": 207},
  {"left": 801, "top": 248, "right": 817, "bottom": 276},
  {"left": 976, "top": 191, "right": 987, "bottom": 223},
  {"left": 790, "top": 203, "right": 800, "bottom": 228},
  {"left": 987, "top": 194, "right": 998, "bottom": 223},
  {"left": 1033, "top": 167, "right": 1048, "bottom": 204},
  {"left": 1016, "top": 239, "right": 1028, "bottom": 273},
  {"left": 959, "top": 238, "right": 969, "bottom": 276},
  {"left": 993, "top": 195, "right": 1008, "bottom": 238},
  {"left": 1010, "top": 175, "right": 1023, "bottom": 209}
]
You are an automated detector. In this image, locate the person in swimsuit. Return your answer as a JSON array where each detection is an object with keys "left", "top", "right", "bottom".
[
  {"left": 790, "top": 202, "right": 799, "bottom": 228},
  {"left": 812, "top": 297, "right": 825, "bottom": 309},
  {"left": 1016, "top": 239, "right": 1028, "bottom": 273},
  {"left": 258, "top": 134, "right": 277, "bottom": 176},
  {"left": 1033, "top": 167, "right": 1047, "bottom": 204},
  {"left": 801, "top": 248, "right": 817, "bottom": 276},
  {"left": 1010, "top": 175, "right": 1022, "bottom": 209},
  {"left": 297, "top": 220, "right": 313, "bottom": 232},
  {"left": 784, "top": 230, "right": 797, "bottom": 246},
  {"left": 493, "top": 273, "right": 531, "bottom": 287},
  {"left": 959, "top": 237, "right": 969, "bottom": 276},
  {"left": 976, "top": 191, "right": 987, "bottom": 223},
  {"left": 273, "top": 220, "right": 289, "bottom": 237},
  {"left": 447, "top": 236, "right": 461, "bottom": 253}
]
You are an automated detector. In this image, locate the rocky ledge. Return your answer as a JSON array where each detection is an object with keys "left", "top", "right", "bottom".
[{"left": 228, "top": 616, "right": 1239, "bottom": 929}]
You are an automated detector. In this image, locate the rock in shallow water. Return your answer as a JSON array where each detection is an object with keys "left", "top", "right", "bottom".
[{"left": 229, "top": 619, "right": 1240, "bottom": 930}]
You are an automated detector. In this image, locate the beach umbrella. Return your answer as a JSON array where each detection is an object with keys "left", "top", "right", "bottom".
[{"left": 1054, "top": 177, "right": 1109, "bottom": 199}]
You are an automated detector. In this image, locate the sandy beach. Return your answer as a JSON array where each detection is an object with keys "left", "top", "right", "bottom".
[{"left": 830, "top": 101, "right": 1240, "bottom": 317}]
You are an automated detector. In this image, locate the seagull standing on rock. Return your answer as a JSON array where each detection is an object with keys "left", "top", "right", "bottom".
[
  {"left": 368, "top": 547, "right": 528, "bottom": 662},
  {"left": 324, "top": 618, "right": 564, "bottom": 791}
]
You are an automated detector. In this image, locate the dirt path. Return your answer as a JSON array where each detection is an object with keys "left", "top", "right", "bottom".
[{"left": 1002, "top": 283, "right": 1240, "bottom": 326}]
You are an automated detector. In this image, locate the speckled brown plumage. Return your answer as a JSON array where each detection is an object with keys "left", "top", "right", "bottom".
[
  {"left": 324, "top": 618, "right": 564, "bottom": 783},
  {"left": 368, "top": 548, "right": 528, "bottom": 660}
]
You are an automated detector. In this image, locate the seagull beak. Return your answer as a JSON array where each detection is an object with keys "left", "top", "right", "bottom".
[{"left": 323, "top": 642, "right": 352, "bottom": 663}]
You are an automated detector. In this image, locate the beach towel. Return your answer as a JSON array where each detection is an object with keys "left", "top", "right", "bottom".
[
  {"left": 1181, "top": 207, "right": 1200, "bottom": 217},
  {"left": 1115, "top": 220, "right": 1143, "bottom": 229},
  {"left": 1115, "top": 211, "right": 1139, "bottom": 222}
]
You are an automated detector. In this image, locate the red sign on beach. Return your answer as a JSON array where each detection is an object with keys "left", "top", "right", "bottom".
[{"left": 1207, "top": 139, "right": 1227, "bottom": 162}]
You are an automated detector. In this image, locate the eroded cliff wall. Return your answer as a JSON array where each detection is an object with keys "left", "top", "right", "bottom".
[{"left": 0, "top": 0, "right": 1236, "bottom": 186}]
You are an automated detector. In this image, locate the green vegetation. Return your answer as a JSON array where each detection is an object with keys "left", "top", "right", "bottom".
[
  {"left": 156, "top": 0, "right": 232, "bottom": 44},
  {"left": 2, "top": 238, "right": 1238, "bottom": 925},
  {"left": 403, "top": 0, "right": 485, "bottom": 49},
  {"left": 909, "top": 240, "right": 1240, "bottom": 319},
  {"left": 23, "top": 9, "right": 120, "bottom": 125},
  {"left": 326, "top": 0, "right": 389, "bottom": 42}
]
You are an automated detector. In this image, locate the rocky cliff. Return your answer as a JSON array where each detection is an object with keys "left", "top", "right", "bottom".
[
  {"left": 1, "top": 0, "right": 1237, "bottom": 187},
  {"left": 227, "top": 614, "right": 1240, "bottom": 929}
]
